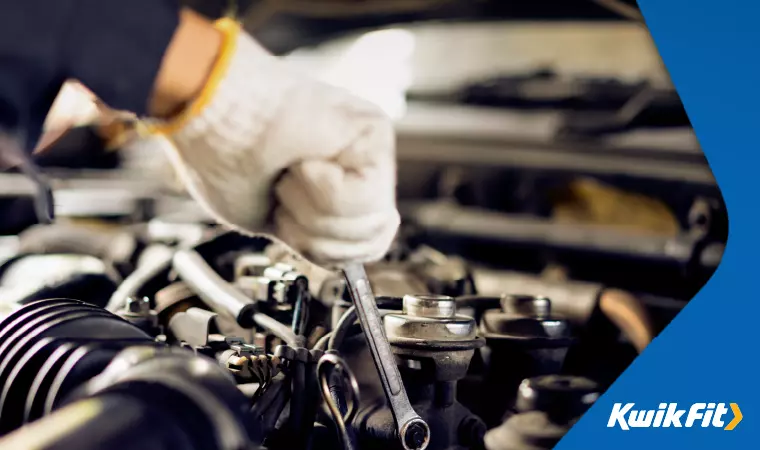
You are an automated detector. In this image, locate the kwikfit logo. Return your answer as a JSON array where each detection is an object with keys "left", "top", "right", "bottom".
[{"left": 607, "top": 403, "right": 742, "bottom": 431}]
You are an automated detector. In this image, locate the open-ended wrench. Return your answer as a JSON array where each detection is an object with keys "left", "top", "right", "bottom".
[{"left": 342, "top": 263, "right": 430, "bottom": 450}]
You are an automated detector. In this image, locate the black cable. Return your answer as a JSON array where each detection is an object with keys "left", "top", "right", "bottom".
[
  {"left": 318, "top": 353, "right": 360, "bottom": 450},
  {"left": 301, "top": 356, "right": 321, "bottom": 450},
  {"left": 291, "top": 283, "right": 310, "bottom": 346},
  {"left": 326, "top": 297, "right": 403, "bottom": 351},
  {"left": 249, "top": 374, "right": 292, "bottom": 447},
  {"left": 327, "top": 306, "right": 357, "bottom": 352},
  {"left": 288, "top": 357, "right": 307, "bottom": 444}
]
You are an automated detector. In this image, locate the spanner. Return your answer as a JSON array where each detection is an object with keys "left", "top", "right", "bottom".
[{"left": 342, "top": 263, "right": 430, "bottom": 450}]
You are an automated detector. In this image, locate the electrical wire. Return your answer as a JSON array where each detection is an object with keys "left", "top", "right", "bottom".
[
  {"left": 328, "top": 306, "right": 357, "bottom": 351},
  {"left": 314, "top": 332, "right": 332, "bottom": 351},
  {"left": 290, "top": 281, "right": 310, "bottom": 345},
  {"left": 325, "top": 300, "right": 402, "bottom": 351},
  {"left": 318, "top": 353, "right": 360, "bottom": 450}
]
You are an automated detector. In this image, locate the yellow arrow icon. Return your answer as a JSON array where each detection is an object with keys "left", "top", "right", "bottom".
[{"left": 725, "top": 403, "right": 742, "bottom": 430}]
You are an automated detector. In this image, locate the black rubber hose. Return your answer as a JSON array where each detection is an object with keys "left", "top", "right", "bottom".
[
  {"left": 288, "top": 356, "right": 307, "bottom": 447},
  {"left": 172, "top": 249, "right": 297, "bottom": 346},
  {"left": 300, "top": 356, "right": 320, "bottom": 450},
  {"left": 249, "top": 374, "right": 291, "bottom": 447},
  {"left": 327, "top": 307, "right": 356, "bottom": 352}
]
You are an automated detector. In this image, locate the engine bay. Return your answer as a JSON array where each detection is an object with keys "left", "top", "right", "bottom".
[
  {"left": 0, "top": 210, "right": 687, "bottom": 450},
  {"left": 0, "top": 3, "right": 726, "bottom": 448}
]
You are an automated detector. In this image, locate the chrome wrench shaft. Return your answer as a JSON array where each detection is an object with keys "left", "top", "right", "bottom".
[{"left": 342, "top": 263, "right": 430, "bottom": 450}]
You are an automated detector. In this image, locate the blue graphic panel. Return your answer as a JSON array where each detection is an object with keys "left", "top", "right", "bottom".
[{"left": 557, "top": 1, "right": 758, "bottom": 448}]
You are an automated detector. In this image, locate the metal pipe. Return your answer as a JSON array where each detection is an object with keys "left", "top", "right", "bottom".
[
  {"left": 404, "top": 201, "right": 707, "bottom": 265},
  {"left": 172, "top": 249, "right": 297, "bottom": 347},
  {"left": 106, "top": 247, "right": 173, "bottom": 312}
]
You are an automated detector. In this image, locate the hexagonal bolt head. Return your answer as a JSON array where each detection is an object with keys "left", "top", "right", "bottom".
[
  {"left": 501, "top": 295, "right": 552, "bottom": 319},
  {"left": 402, "top": 294, "right": 456, "bottom": 318}
]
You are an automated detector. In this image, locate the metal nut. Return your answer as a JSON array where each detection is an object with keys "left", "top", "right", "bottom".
[
  {"left": 500, "top": 294, "right": 551, "bottom": 319},
  {"left": 403, "top": 294, "right": 456, "bottom": 318}
]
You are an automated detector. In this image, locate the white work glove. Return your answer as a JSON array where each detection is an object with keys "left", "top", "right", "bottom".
[{"left": 162, "top": 29, "right": 400, "bottom": 268}]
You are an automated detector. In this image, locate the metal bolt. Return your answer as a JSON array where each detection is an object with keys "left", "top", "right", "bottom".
[
  {"left": 403, "top": 421, "right": 430, "bottom": 450},
  {"left": 501, "top": 295, "right": 551, "bottom": 319},
  {"left": 387, "top": 294, "right": 478, "bottom": 342},
  {"left": 402, "top": 294, "right": 456, "bottom": 318},
  {"left": 515, "top": 375, "right": 600, "bottom": 423}
]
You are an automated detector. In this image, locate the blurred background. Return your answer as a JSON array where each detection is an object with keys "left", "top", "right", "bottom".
[{"left": 0, "top": 0, "right": 723, "bottom": 348}]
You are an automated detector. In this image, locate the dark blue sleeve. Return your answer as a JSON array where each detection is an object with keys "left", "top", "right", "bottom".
[{"left": 0, "top": 0, "right": 180, "bottom": 150}]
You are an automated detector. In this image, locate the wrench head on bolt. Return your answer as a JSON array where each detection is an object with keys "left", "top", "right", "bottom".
[{"left": 342, "top": 264, "right": 430, "bottom": 450}]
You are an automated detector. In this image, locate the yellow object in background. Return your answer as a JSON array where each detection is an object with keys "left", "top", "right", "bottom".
[{"left": 552, "top": 178, "right": 680, "bottom": 236}]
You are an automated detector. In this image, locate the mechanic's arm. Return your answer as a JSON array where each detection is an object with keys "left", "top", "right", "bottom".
[
  {"left": 147, "top": 11, "right": 399, "bottom": 267},
  {"left": 1, "top": 0, "right": 398, "bottom": 266},
  {"left": 148, "top": 9, "right": 222, "bottom": 119}
]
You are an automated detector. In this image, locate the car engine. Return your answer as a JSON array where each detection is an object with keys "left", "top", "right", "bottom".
[{"left": 0, "top": 214, "right": 668, "bottom": 450}]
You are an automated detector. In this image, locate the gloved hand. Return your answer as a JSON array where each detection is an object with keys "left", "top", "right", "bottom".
[{"left": 160, "top": 23, "right": 400, "bottom": 267}]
